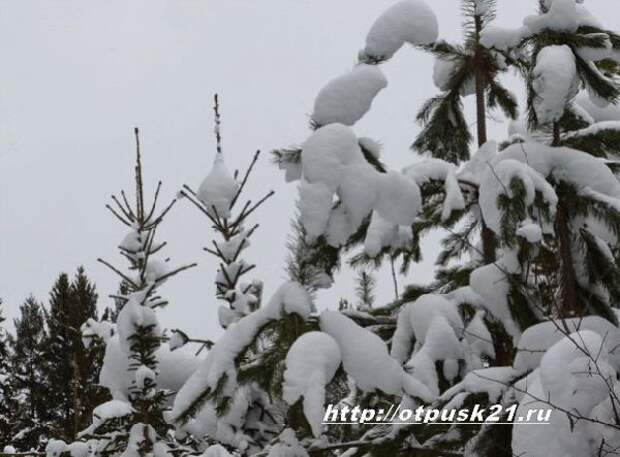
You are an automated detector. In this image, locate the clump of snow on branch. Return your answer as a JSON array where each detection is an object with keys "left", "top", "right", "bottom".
[
  {"left": 524, "top": 0, "right": 582, "bottom": 33},
  {"left": 312, "top": 64, "right": 387, "bottom": 126},
  {"left": 575, "top": 91, "right": 620, "bottom": 122},
  {"left": 99, "top": 336, "right": 198, "bottom": 402},
  {"left": 390, "top": 294, "right": 469, "bottom": 396},
  {"left": 404, "top": 158, "right": 465, "bottom": 221},
  {"left": 361, "top": 0, "right": 438, "bottom": 61},
  {"left": 480, "top": 25, "right": 530, "bottom": 52},
  {"left": 282, "top": 331, "right": 341, "bottom": 438},
  {"left": 197, "top": 152, "right": 239, "bottom": 218},
  {"left": 298, "top": 123, "right": 425, "bottom": 251},
  {"left": 478, "top": 157, "right": 557, "bottom": 235},
  {"left": 170, "top": 282, "right": 313, "bottom": 437},
  {"left": 470, "top": 251, "right": 522, "bottom": 339},
  {"left": 319, "top": 310, "right": 403, "bottom": 395},
  {"left": 512, "top": 330, "right": 618, "bottom": 457},
  {"left": 531, "top": 45, "right": 578, "bottom": 124},
  {"left": 513, "top": 317, "right": 620, "bottom": 373}
]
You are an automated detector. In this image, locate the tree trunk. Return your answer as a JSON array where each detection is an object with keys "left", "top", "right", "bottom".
[
  {"left": 552, "top": 123, "right": 581, "bottom": 319},
  {"left": 474, "top": 15, "right": 496, "bottom": 264},
  {"left": 556, "top": 200, "right": 580, "bottom": 318},
  {"left": 72, "top": 356, "right": 81, "bottom": 439},
  {"left": 552, "top": 121, "right": 561, "bottom": 146},
  {"left": 474, "top": 15, "right": 487, "bottom": 148}
]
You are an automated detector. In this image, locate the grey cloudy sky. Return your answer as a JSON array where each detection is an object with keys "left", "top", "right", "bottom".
[{"left": 1, "top": 0, "right": 616, "bottom": 339}]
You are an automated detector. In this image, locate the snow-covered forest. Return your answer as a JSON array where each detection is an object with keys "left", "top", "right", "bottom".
[{"left": 3, "top": 0, "right": 620, "bottom": 456}]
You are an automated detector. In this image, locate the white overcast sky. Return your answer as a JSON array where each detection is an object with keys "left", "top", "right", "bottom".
[{"left": 1, "top": 0, "right": 617, "bottom": 339}]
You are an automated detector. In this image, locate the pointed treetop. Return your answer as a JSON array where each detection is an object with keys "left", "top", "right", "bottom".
[
  {"left": 213, "top": 93, "right": 223, "bottom": 156},
  {"left": 134, "top": 127, "right": 145, "bottom": 222}
]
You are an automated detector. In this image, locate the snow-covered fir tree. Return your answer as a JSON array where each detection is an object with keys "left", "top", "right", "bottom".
[
  {"left": 19, "top": 1, "right": 620, "bottom": 457},
  {"left": 179, "top": 95, "right": 273, "bottom": 331},
  {"left": 169, "top": 1, "right": 620, "bottom": 456},
  {"left": 44, "top": 129, "right": 199, "bottom": 457}
]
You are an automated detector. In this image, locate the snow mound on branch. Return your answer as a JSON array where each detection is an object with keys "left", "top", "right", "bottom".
[
  {"left": 312, "top": 64, "right": 387, "bottom": 126},
  {"left": 46, "top": 440, "right": 68, "bottom": 457},
  {"left": 300, "top": 124, "right": 423, "bottom": 246},
  {"left": 266, "top": 429, "right": 309, "bottom": 457},
  {"left": 432, "top": 57, "right": 475, "bottom": 97},
  {"left": 458, "top": 140, "right": 498, "bottom": 185},
  {"left": 463, "top": 311, "right": 496, "bottom": 366},
  {"left": 442, "top": 366, "right": 518, "bottom": 403},
  {"left": 325, "top": 205, "right": 353, "bottom": 247},
  {"left": 478, "top": 158, "right": 557, "bottom": 235},
  {"left": 80, "top": 400, "right": 134, "bottom": 436},
  {"left": 135, "top": 365, "right": 156, "bottom": 389},
  {"left": 391, "top": 294, "right": 463, "bottom": 364},
  {"left": 339, "top": 163, "right": 380, "bottom": 228},
  {"left": 81, "top": 318, "right": 114, "bottom": 347},
  {"left": 532, "top": 45, "right": 578, "bottom": 124},
  {"left": 362, "top": 0, "right": 438, "bottom": 60},
  {"left": 423, "top": 314, "right": 464, "bottom": 361},
  {"left": 302, "top": 123, "right": 363, "bottom": 191},
  {"left": 564, "top": 120, "right": 620, "bottom": 142},
  {"left": 359, "top": 136, "right": 382, "bottom": 158},
  {"left": 144, "top": 258, "right": 169, "bottom": 284},
  {"left": 46, "top": 442, "right": 90, "bottom": 457},
  {"left": 204, "top": 444, "right": 233, "bottom": 457},
  {"left": 514, "top": 316, "right": 620, "bottom": 373},
  {"left": 99, "top": 337, "right": 198, "bottom": 402},
  {"left": 120, "top": 229, "right": 145, "bottom": 256},
  {"left": 404, "top": 158, "right": 465, "bottom": 221},
  {"left": 299, "top": 180, "right": 333, "bottom": 241},
  {"left": 524, "top": 0, "right": 581, "bottom": 33},
  {"left": 363, "top": 210, "right": 412, "bottom": 257},
  {"left": 116, "top": 292, "right": 161, "bottom": 355},
  {"left": 405, "top": 324, "right": 463, "bottom": 396},
  {"left": 375, "top": 171, "right": 421, "bottom": 225},
  {"left": 215, "top": 231, "right": 250, "bottom": 262},
  {"left": 363, "top": 210, "right": 393, "bottom": 256},
  {"left": 397, "top": 298, "right": 465, "bottom": 394},
  {"left": 171, "top": 282, "right": 313, "bottom": 422},
  {"left": 517, "top": 221, "right": 543, "bottom": 243},
  {"left": 470, "top": 251, "right": 522, "bottom": 340},
  {"left": 575, "top": 91, "right": 620, "bottom": 122},
  {"left": 513, "top": 330, "right": 617, "bottom": 457},
  {"left": 168, "top": 330, "right": 189, "bottom": 352},
  {"left": 480, "top": 25, "right": 530, "bottom": 51},
  {"left": 197, "top": 153, "right": 238, "bottom": 218},
  {"left": 433, "top": 57, "right": 458, "bottom": 92},
  {"left": 408, "top": 295, "right": 462, "bottom": 343},
  {"left": 496, "top": 142, "right": 620, "bottom": 198},
  {"left": 282, "top": 331, "right": 341, "bottom": 438},
  {"left": 320, "top": 310, "right": 403, "bottom": 395},
  {"left": 543, "top": 329, "right": 613, "bottom": 411}
]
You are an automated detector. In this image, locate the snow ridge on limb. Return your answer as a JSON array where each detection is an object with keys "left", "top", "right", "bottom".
[
  {"left": 282, "top": 331, "right": 341, "bottom": 438},
  {"left": 298, "top": 123, "right": 424, "bottom": 252},
  {"left": 311, "top": 64, "right": 387, "bottom": 127},
  {"left": 319, "top": 310, "right": 404, "bottom": 395},
  {"left": 360, "top": 0, "right": 439, "bottom": 62},
  {"left": 170, "top": 283, "right": 313, "bottom": 443}
]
